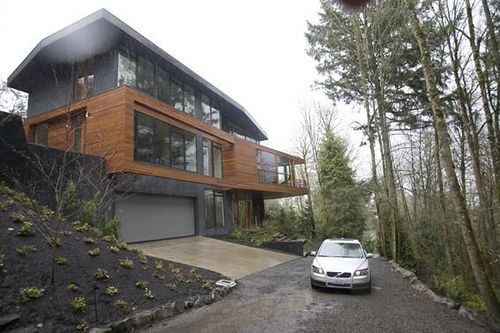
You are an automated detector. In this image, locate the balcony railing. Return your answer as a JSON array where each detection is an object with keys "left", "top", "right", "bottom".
[{"left": 257, "top": 169, "right": 307, "bottom": 189}]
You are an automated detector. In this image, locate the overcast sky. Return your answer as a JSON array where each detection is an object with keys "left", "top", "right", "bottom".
[{"left": 0, "top": 0, "right": 370, "bottom": 178}]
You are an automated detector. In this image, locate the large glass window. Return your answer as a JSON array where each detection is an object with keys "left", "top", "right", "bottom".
[
  {"left": 205, "top": 190, "right": 225, "bottom": 229},
  {"left": 170, "top": 79, "right": 184, "bottom": 111},
  {"left": 201, "top": 94, "right": 221, "bottom": 129},
  {"left": 137, "top": 56, "right": 155, "bottom": 96},
  {"left": 257, "top": 150, "right": 277, "bottom": 184},
  {"left": 278, "top": 156, "right": 291, "bottom": 185},
  {"left": 202, "top": 139, "right": 222, "bottom": 178},
  {"left": 185, "top": 132, "right": 197, "bottom": 172},
  {"left": 34, "top": 123, "right": 48, "bottom": 146},
  {"left": 156, "top": 68, "right": 169, "bottom": 104},
  {"left": 202, "top": 139, "right": 211, "bottom": 176},
  {"left": 171, "top": 131, "right": 185, "bottom": 170},
  {"left": 213, "top": 143, "right": 222, "bottom": 178},
  {"left": 201, "top": 94, "right": 211, "bottom": 123},
  {"left": 134, "top": 112, "right": 198, "bottom": 173},
  {"left": 184, "top": 85, "right": 195, "bottom": 116},
  {"left": 135, "top": 113, "right": 155, "bottom": 163},
  {"left": 154, "top": 122, "right": 170, "bottom": 166},
  {"left": 73, "top": 60, "right": 94, "bottom": 101},
  {"left": 118, "top": 53, "right": 136, "bottom": 87}
]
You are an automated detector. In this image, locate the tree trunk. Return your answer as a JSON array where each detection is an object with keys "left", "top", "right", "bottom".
[
  {"left": 365, "top": 17, "right": 399, "bottom": 261},
  {"left": 465, "top": 0, "right": 500, "bottom": 207},
  {"left": 408, "top": 2, "right": 500, "bottom": 323}
]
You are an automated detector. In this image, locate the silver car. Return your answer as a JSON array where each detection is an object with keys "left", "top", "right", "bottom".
[{"left": 310, "top": 238, "right": 372, "bottom": 292}]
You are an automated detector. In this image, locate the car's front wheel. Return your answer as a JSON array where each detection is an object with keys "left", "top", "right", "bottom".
[{"left": 310, "top": 278, "right": 319, "bottom": 289}]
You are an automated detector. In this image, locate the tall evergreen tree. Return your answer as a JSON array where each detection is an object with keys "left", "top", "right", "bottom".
[{"left": 316, "top": 132, "right": 366, "bottom": 239}]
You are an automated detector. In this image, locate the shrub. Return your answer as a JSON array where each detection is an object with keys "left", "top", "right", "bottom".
[
  {"left": 48, "top": 235, "right": 62, "bottom": 247},
  {"left": 83, "top": 237, "right": 97, "bottom": 244},
  {"left": 16, "top": 244, "right": 37, "bottom": 256},
  {"left": 67, "top": 283, "right": 79, "bottom": 292},
  {"left": 71, "top": 296, "right": 86, "bottom": 312},
  {"left": 16, "top": 221, "right": 35, "bottom": 236},
  {"left": 102, "top": 234, "right": 116, "bottom": 243},
  {"left": 137, "top": 251, "right": 148, "bottom": 264},
  {"left": 109, "top": 246, "right": 120, "bottom": 253},
  {"left": 201, "top": 280, "right": 213, "bottom": 290},
  {"left": 165, "top": 282, "right": 176, "bottom": 290},
  {"left": 74, "top": 222, "right": 92, "bottom": 232},
  {"left": 76, "top": 321, "right": 89, "bottom": 332},
  {"left": 115, "top": 241, "right": 128, "bottom": 250},
  {"left": 143, "top": 288, "right": 154, "bottom": 299},
  {"left": 60, "top": 182, "right": 79, "bottom": 218},
  {"left": 135, "top": 280, "right": 148, "bottom": 289},
  {"left": 115, "top": 299, "right": 133, "bottom": 313},
  {"left": 80, "top": 192, "right": 101, "bottom": 226},
  {"left": 9, "top": 212, "right": 26, "bottom": 223},
  {"left": 41, "top": 206, "right": 55, "bottom": 219},
  {"left": 119, "top": 258, "right": 134, "bottom": 269},
  {"left": 54, "top": 256, "right": 68, "bottom": 265},
  {"left": 94, "top": 268, "right": 110, "bottom": 280},
  {"left": 155, "top": 260, "right": 164, "bottom": 272},
  {"left": 0, "top": 253, "right": 4, "bottom": 267},
  {"left": 88, "top": 248, "right": 101, "bottom": 257},
  {"left": 19, "top": 286, "right": 44, "bottom": 302},
  {"left": 106, "top": 286, "right": 119, "bottom": 296},
  {"left": 101, "top": 217, "right": 120, "bottom": 238},
  {"left": 0, "top": 198, "right": 15, "bottom": 211}
]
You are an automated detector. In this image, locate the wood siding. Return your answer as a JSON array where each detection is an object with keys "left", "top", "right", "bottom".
[{"left": 23, "top": 86, "right": 308, "bottom": 197}]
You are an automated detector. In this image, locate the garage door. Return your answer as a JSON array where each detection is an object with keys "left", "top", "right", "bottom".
[{"left": 115, "top": 194, "right": 195, "bottom": 243}]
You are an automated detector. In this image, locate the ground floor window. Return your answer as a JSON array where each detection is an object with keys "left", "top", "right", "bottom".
[
  {"left": 205, "top": 190, "right": 225, "bottom": 228},
  {"left": 33, "top": 123, "right": 48, "bottom": 146}
]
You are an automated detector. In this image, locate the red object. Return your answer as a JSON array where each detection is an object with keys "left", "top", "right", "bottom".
[{"left": 336, "top": 0, "right": 373, "bottom": 9}]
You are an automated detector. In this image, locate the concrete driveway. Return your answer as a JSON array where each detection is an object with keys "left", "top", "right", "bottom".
[{"left": 130, "top": 236, "right": 298, "bottom": 279}]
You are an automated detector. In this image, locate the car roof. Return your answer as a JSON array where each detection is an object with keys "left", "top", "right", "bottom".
[{"left": 323, "top": 238, "right": 361, "bottom": 244}]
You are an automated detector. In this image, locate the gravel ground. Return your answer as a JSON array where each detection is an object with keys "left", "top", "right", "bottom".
[{"left": 147, "top": 257, "right": 491, "bottom": 333}]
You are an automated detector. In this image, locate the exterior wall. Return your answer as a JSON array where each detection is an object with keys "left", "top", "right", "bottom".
[
  {"left": 26, "top": 51, "right": 117, "bottom": 117},
  {"left": 23, "top": 86, "right": 308, "bottom": 197},
  {"left": 113, "top": 173, "right": 232, "bottom": 237}
]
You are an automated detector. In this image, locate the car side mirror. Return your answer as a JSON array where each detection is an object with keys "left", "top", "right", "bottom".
[
  {"left": 366, "top": 253, "right": 373, "bottom": 258},
  {"left": 310, "top": 251, "right": 317, "bottom": 257}
]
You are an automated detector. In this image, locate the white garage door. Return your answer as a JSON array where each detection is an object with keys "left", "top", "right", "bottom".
[{"left": 115, "top": 194, "right": 195, "bottom": 243}]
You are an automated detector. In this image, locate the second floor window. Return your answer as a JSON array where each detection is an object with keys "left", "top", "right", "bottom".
[
  {"left": 134, "top": 112, "right": 197, "bottom": 173},
  {"left": 118, "top": 53, "right": 136, "bottom": 87},
  {"left": 202, "top": 139, "right": 223, "bottom": 179},
  {"left": 73, "top": 60, "right": 94, "bottom": 101},
  {"left": 201, "top": 95, "right": 221, "bottom": 129}
]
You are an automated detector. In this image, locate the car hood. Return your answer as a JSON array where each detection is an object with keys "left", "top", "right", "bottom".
[{"left": 314, "top": 257, "right": 368, "bottom": 273}]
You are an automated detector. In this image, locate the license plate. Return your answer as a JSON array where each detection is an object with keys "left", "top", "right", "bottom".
[{"left": 330, "top": 278, "right": 347, "bottom": 285}]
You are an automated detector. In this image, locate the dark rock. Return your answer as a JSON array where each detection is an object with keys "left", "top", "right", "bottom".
[
  {"left": 109, "top": 317, "right": 134, "bottom": 333},
  {"left": 0, "top": 313, "right": 20, "bottom": 329},
  {"left": 172, "top": 300, "right": 185, "bottom": 314},
  {"left": 184, "top": 298, "right": 194, "bottom": 309},
  {"left": 90, "top": 328, "right": 112, "bottom": 333},
  {"left": 8, "top": 325, "right": 38, "bottom": 333},
  {"left": 193, "top": 296, "right": 204, "bottom": 308},
  {"left": 153, "top": 305, "right": 175, "bottom": 320},
  {"left": 133, "top": 310, "right": 153, "bottom": 328}
]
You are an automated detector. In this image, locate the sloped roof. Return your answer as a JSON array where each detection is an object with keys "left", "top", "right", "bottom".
[{"left": 8, "top": 8, "right": 268, "bottom": 141}]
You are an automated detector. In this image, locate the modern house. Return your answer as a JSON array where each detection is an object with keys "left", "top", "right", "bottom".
[{"left": 7, "top": 9, "right": 308, "bottom": 243}]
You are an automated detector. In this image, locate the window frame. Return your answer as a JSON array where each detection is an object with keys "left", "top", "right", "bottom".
[
  {"left": 204, "top": 189, "right": 225, "bottom": 229},
  {"left": 133, "top": 111, "right": 198, "bottom": 173}
]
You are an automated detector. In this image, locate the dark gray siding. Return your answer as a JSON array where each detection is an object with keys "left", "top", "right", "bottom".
[{"left": 26, "top": 51, "right": 117, "bottom": 117}]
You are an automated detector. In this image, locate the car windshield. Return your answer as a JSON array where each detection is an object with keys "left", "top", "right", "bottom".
[{"left": 317, "top": 242, "right": 364, "bottom": 258}]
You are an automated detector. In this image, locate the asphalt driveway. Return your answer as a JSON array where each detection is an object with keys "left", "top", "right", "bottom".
[
  {"left": 147, "top": 257, "right": 489, "bottom": 333},
  {"left": 130, "top": 236, "right": 298, "bottom": 279}
]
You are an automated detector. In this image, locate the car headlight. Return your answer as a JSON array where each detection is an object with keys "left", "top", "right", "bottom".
[
  {"left": 311, "top": 265, "right": 324, "bottom": 274},
  {"left": 354, "top": 268, "right": 369, "bottom": 276}
]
